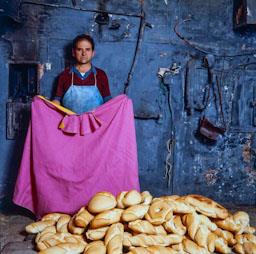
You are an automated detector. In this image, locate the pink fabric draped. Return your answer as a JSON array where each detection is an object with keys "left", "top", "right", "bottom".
[{"left": 13, "top": 95, "right": 140, "bottom": 218}]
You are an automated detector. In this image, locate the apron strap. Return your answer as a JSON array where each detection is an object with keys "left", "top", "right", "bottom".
[
  {"left": 94, "top": 74, "right": 97, "bottom": 88},
  {"left": 71, "top": 71, "right": 74, "bottom": 86}
]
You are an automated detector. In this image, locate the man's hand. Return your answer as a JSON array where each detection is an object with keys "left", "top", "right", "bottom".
[{"left": 52, "top": 100, "right": 60, "bottom": 105}]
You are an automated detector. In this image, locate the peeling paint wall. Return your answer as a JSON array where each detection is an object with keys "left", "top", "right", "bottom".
[{"left": 0, "top": 0, "right": 255, "bottom": 210}]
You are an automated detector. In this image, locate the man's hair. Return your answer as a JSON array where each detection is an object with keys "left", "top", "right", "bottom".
[{"left": 72, "top": 34, "right": 95, "bottom": 50}]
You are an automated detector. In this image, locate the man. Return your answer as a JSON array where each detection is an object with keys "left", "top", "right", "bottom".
[{"left": 53, "top": 34, "right": 111, "bottom": 114}]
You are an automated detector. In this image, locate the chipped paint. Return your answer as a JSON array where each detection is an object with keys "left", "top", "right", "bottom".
[{"left": 204, "top": 169, "right": 219, "bottom": 185}]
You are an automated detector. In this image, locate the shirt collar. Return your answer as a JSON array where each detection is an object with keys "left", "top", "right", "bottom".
[{"left": 70, "top": 65, "right": 97, "bottom": 77}]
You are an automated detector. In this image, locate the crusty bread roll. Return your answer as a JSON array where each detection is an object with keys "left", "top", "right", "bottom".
[
  {"left": 147, "top": 246, "right": 181, "bottom": 254},
  {"left": 122, "top": 205, "right": 149, "bottom": 222},
  {"left": 123, "top": 233, "right": 183, "bottom": 247},
  {"left": 90, "top": 208, "right": 123, "bottom": 229},
  {"left": 215, "top": 211, "right": 250, "bottom": 234},
  {"left": 214, "top": 228, "right": 236, "bottom": 246},
  {"left": 35, "top": 226, "right": 56, "bottom": 244},
  {"left": 68, "top": 216, "right": 85, "bottom": 235},
  {"left": 233, "top": 243, "right": 244, "bottom": 254},
  {"left": 26, "top": 220, "right": 56, "bottom": 234},
  {"left": 128, "top": 220, "right": 157, "bottom": 235},
  {"left": 38, "top": 242, "right": 85, "bottom": 254},
  {"left": 104, "top": 222, "right": 124, "bottom": 254},
  {"left": 182, "top": 238, "right": 210, "bottom": 254},
  {"left": 41, "top": 213, "right": 65, "bottom": 222},
  {"left": 214, "top": 237, "right": 231, "bottom": 254},
  {"left": 163, "top": 215, "right": 186, "bottom": 235},
  {"left": 243, "top": 242, "right": 256, "bottom": 254},
  {"left": 244, "top": 226, "right": 256, "bottom": 235},
  {"left": 152, "top": 195, "right": 180, "bottom": 203},
  {"left": 235, "top": 233, "right": 256, "bottom": 245},
  {"left": 182, "top": 212, "right": 203, "bottom": 239},
  {"left": 74, "top": 207, "right": 94, "bottom": 228},
  {"left": 184, "top": 194, "right": 228, "bottom": 219},
  {"left": 86, "top": 226, "right": 109, "bottom": 240},
  {"left": 117, "top": 190, "right": 142, "bottom": 208},
  {"left": 154, "top": 225, "right": 167, "bottom": 235},
  {"left": 153, "top": 196, "right": 194, "bottom": 214},
  {"left": 126, "top": 247, "right": 150, "bottom": 254},
  {"left": 140, "top": 191, "right": 153, "bottom": 205},
  {"left": 88, "top": 192, "right": 117, "bottom": 213},
  {"left": 198, "top": 214, "right": 217, "bottom": 231},
  {"left": 145, "top": 200, "right": 172, "bottom": 226},
  {"left": 37, "top": 232, "right": 70, "bottom": 250},
  {"left": 127, "top": 246, "right": 179, "bottom": 254},
  {"left": 128, "top": 220, "right": 166, "bottom": 235},
  {"left": 56, "top": 214, "right": 71, "bottom": 233},
  {"left": 37, "top": 232, "right": 87, "bottom": 251},
  {"left": 83, "top": 240, "right": 106, "bottom": 254}
]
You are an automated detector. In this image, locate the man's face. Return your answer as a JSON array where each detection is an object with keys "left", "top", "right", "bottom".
[{"left": 72, "top": 39, "right": 95, "bottom": 65}]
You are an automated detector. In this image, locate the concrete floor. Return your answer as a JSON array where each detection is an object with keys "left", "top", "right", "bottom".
[{"left": 0, "top": 206, "right": 255, "bottom": 253}]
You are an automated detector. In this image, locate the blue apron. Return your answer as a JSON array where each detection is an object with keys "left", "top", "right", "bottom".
[{"left": 62, "top": 70, "right": 104, "bottom": 114}]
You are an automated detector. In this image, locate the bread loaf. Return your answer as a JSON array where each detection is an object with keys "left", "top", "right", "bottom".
[
  {"left": 182, "top": 238, "right": 210, "bottom": 254},
  {"left": 127, "top": 246, "right": 180, "bottom": 254},
  {"left": 83, "top": 240, "right": 106, "bottom": 254},
  {"left": 123, "top": 233, "right": 183, "bottom": 247},
  {"left": 184, "top": 194, "right": 228, "bottom": 219},
  {"left": 145, "top": 201, "right": 172, "bottom": 226},
  {"left": 74, "top": 207, "right": 94, "bottom": 228},
  {"left": 86, "top": 226, "right": 109, "bottom": 240},
  {"left": 37, "top": 232, "right": 87, "bottom": 251},
  {"left": 122, "top": 205, "right": 149, "bottom": 222},
  {"left": 104, "top": 223, "right": 124, "bottom": 254},
  {"left": 153, "top": 196, "right": 194, "bottom": 214},
  {"left": 88, "top": 192, "right": 116, "bottom": 213},
  {"left": 140, "top": 191, "right": 153, "bottom": 205},
  {"left": 215, "top": 211, "right": 250, "bottom": 234},
  {"left": 214, "top": 228, "right": 236, "bottom": 246},
  {"left": 90, "top": 208, "right": 123, "bottom": 229},
  {"left": 56, "top": 214, "right": 71, "bottom": 233},
  {"left": 41, "top": 213, "right": 65, "bottom": 222},
  {"left": 235, "top": 233, "right": 256, "bottom": 245},
  {"left": 126, "top": 247, "right": 150, "bottom": 254},
  {"left": 26, "top": 220, "right": 56, "bottom": 234},
  {"left": 38, "top": 242, "right": 85, "bottom": 254},
  {"left": 35, "top": 226, "right": 56, "bottom": 244},
  {"left": 117, "top": 190, "right": 142, "bottom": 208},
  {"left": 128, "top": 220, "right": 166, "bottom": 235},
  {"left": 163, "top": 215, "right": 186, "bottom": 235},
  {"left": 68, "top": 216, "right": 85, "bottom": 235}
]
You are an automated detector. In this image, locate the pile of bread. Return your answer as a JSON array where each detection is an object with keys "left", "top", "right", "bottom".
[{"left": 25, "top": 190, "right": 256, "bottom": 254}]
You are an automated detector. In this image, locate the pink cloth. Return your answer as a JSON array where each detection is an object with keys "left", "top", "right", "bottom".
[{"left": 13, "top": 95, "right": 140, "bottom": 218}]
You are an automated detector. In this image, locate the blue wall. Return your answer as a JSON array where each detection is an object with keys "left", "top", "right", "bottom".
[{"left": 0, "top": 0, "right": 255, "bottom": 211}]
